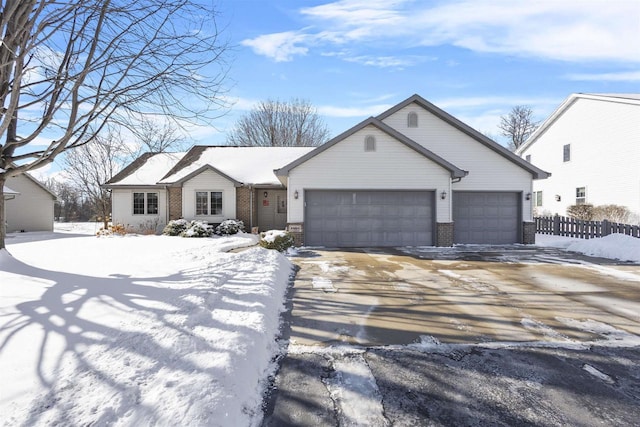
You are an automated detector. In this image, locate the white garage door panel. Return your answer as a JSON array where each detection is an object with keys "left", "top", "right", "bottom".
[
  {"left": 305, "top": 190, "right": 434, "bottom": 247},
  {"left": 453, "top": 192, "right": 520, "bottom": 244}
]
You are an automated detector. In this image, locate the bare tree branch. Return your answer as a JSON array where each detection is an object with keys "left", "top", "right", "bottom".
[
  {"left": 227, "top": 98, "right": 331, "bottom": 147},
  {"left": 0, "top": 0, "right": 230, "bottom": 248},
  {"left": 498, "top": 105, "right": 540, "bottom": 151}
]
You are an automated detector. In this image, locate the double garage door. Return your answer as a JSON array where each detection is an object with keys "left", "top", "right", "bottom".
[{"left": 305, "top": 190, "right": 434, "bottom": 247}]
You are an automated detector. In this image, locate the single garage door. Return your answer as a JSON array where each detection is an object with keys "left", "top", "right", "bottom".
[
  {"left": 453, "top": 192, "right": 520, "bottom": 244},
  {"left": 305, "top": 190, "right": 434, "bottom": 247}
]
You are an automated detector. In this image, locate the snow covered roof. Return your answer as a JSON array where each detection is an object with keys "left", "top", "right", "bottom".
[
  {"left": 158, "top": 146, "right": 315, "bottom": 186},
  {"left": 105, "top": 152, "right": 186, "bottom": 187}
]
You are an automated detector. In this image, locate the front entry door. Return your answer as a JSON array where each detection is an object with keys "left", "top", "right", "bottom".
[{"left": 257, "top": 189, "right": 287, "bottom": 231}]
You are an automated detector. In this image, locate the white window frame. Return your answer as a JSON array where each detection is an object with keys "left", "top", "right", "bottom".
[
  {"left": 576, "top": 187, "right": 586, "bottom": 205},
  {"left": 133, "top": 192, "right": 159, "bottom": 215},
  {"left": 534, "top": 191, "right": 543, "bottom": 207},
  {"left": 195, "top": 190, "right": 223, "bottom": 216}
]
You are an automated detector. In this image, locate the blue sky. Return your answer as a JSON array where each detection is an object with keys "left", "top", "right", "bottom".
[
  {"left": 208, "top": 0, "right": 639, "bottom": 143},
  {"left": 37, "top": 0, "right": 640, "bottom": 179}
]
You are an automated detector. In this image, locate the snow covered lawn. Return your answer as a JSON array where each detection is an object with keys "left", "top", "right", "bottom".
[{"left": 1, "top": 226, "right": 292, "bottom": 426}]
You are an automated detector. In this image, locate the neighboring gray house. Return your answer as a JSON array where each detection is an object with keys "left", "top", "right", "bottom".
[
  {"left": 4, "top": 173, "right": 57, "bottom": 233},
  {"left": 108, "top": 94, "right": 549, "bottom": 246}
]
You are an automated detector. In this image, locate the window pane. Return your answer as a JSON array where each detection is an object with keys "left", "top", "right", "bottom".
[
  {"left": 563, "top": 144, "right": 571, "bottom": 162},
  {"left": 535, "top": 191, "right": 542, "bottom": 207},
  {"left": 196, "top": 191, "right": 208, "bottom": 215},
  {"left": 133, "top": 193, "right": 145, "bottom": 215},
  {"left": 147, "top": 193, "right": 158, "bottom": 214},
  {"left": 211, "top": 192, "right": 223, "bottom": 215},
  {"left": 576, "top": 187, "right": 586, "bottom": 204}
]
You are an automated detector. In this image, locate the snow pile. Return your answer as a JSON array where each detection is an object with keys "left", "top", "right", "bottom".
[
  {"left": 536, "top": 233, "right": 640, "bottom": 262},
  {"left": 261, "top": 229, "right": 288, "bottom": 243},
  {"left": 1, "top": 233, "right": 291, "bottom": 426}
]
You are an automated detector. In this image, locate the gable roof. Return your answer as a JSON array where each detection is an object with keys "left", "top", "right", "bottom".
[
  {"left": 158, "top": 146, "right": 316, "bottom": 186},
  {"left": 377, "top": 94, "right": 550, "bottom": 179},
  {"left": 517, "top": 93, "right": 640, "bottom": 154},
  {"left": 275, "top": 117, "right": 468, "bottom": 179},
  {"left": 105, "top": 152, "right": 186, "bottom": 187}
]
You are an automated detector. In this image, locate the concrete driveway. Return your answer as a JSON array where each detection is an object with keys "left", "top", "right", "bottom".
[{"left": 263, "top": 246, "right": 640, "bottom": 426}]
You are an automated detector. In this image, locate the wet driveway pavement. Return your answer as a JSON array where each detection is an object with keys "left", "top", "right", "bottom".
[{"left": 263, "top": 245, "right": 640, "bottom": 426}]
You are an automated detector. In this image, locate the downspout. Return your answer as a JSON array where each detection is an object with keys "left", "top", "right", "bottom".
[
  {"left": 249, "top": 185, "right": 254, "bottom": 229},
  {"left": 164, "top": 185, "right": 170, "bottom": 225}
]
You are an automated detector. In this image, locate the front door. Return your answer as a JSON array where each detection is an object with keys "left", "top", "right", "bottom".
[{"left": 257, "top": 189, "right": 287, "bottom": 231}]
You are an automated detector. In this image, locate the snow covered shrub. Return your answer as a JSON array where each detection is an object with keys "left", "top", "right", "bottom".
[
  {"left": 96, "top": 223, "right": 128, "bottom": 237},
  {"left": 215, "top": 219, "right": 245, "bottom": 236},
  {"left": 163, "top": 219, "right": 188, "bottom": 236},
  {"left": 181, "top": 220, "right": 214, "bottom": 237},
  {"left": 259, "top": 230, "right": 295, "bottom": 252}
]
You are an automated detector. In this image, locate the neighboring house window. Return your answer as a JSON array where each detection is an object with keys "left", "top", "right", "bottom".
[
  {"left": 407, "top": 112, "right": 418, "bottom": 128},
  {"left": 196, "top": 191, "right": 223, "bottom": 215},
  {"left": 364, "top": 135, "right": 376, "bottom": 152},
  {"left": 534, "top": 191, "right": 543, "bottom": 207},
  {"left": 563, "top": 144, "right": 571, "bottom": 162},
  {"left": 576, "top": 187, "right": 586, "bottom": 205},
  {"left": 133, "top": 192, "right": 158, "bottom": 215},
  {"left": 525, "top": 154, "right": 531, "bottom": 163}
]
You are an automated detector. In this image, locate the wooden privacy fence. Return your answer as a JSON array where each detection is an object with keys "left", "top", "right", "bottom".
[{"left": 535, "top": 215, "right": 640, "bottom": 239}]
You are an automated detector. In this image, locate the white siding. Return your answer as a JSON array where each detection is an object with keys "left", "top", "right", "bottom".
[
  {"left": 520, "top": 97, "right": 640, "bottom": 218},
  {"left": 111, "top": 188, "right": 168, "bottom": 232},
  {"left": 287, "top": 125, "right": 452, "bottom": 222},
  {"left": 382, "top": 104, "right": 534, "bottom": 220},
  {"left": 182, "top": 169, "right": 236, "bottom": 222},
  {"left": 4, "top": 174, "right": 55, "bottom": 232}
]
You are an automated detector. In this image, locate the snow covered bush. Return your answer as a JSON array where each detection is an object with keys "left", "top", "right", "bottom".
[
  {"left": 259, "top": 230, "right": 295, "bottom": 252},
  {"left": 163, "top": 219, "right": 189, "bottom": 236},
  {"left": 181, "top": 220, "right": 214, "bottom": 238},
  {"left": 215, "top": 219, "right": 245, "bottom": 236},
  {"left": 96, "top": 223, "right": 128, "bottom": 236}
]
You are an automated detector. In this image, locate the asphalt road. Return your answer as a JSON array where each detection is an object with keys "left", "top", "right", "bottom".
[{"left": 262, "top": 246, "right": 640, "bottom": 426}]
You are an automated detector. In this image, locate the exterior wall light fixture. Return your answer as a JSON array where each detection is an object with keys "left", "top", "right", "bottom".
[
  {"left": 526, "top": 192, "right": 532, "bottom": 200},
  {"left": 263, "top": 191, "right": 268, "bottom": 198},
  {"left": 440, "top": 191, "right": 447, "bottom": 200},
  {"left": 294, "top": 190, "right": 299, "bottom": 199}
]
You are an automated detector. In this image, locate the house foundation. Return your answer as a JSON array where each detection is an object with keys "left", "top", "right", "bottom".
[{"left": 436, "top": 222, "right": 454, "bottom": 247}]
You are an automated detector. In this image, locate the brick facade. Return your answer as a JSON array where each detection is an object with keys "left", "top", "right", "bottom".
[
  {"left": 522, "top": 221, "right": 536, "bottom": 244},
  {"left": 168, "top": 187, "right": 182, "bottom": 220},
  {"left": 235, "top": 186, "right": 253, "bottom": 230},
  {"left": 436, "top": 222, "right": 454, "bottom": 247},
  {"left": 286, "top": 223, "right": 304, "bottom": 246}
]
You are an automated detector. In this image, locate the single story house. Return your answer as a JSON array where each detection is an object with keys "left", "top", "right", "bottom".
[
  {"left": 104, "top": 147, "right": 314, "bottom": 233},
  {"left": 106, "top": 94, "right": 549, "bottom": 246},
  {"left": 3, "top": 173, "right": 57, "bottom": 233},
  {"left": 516, "top": 93, "right": 640, "bottom": 220}
]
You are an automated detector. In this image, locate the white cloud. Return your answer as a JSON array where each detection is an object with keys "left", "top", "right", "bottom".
[
  {"left": 241, "top": 31, "right": 309, "bottom": 62},
  {"left": 565, "top": 70, "right": 640, "bottom": 82},
  {"left": 245, "top": 0, "right": 640, "bottom": 64}
]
